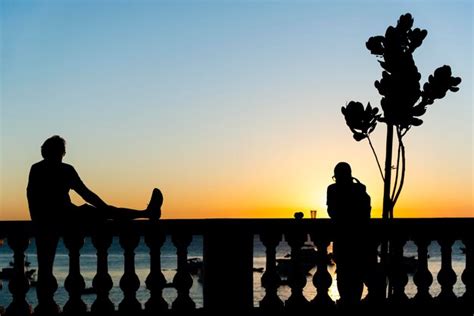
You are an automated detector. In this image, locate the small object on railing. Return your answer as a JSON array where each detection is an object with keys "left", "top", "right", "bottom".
[
  {"left": 294, "top": 212, "right": 304, "bottom": 220},
  {"left": 310, "top": 210, "right": 318, "bottom": 219}
]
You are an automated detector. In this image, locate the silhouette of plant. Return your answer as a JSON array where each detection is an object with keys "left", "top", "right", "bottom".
[{"left": 342, "top": 13, "right": 461, "bottom": 219}]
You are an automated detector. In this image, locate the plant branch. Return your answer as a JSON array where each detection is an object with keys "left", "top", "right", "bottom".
[
  {"left": 393, "top": 129, "right": 406, "bottom": 207},
  {"left": 391, "top": 128, "right": 402, "bottom": 201},
  {"left": 401, "top": 126, "right": 411, "bottom": 137},
  {"left": 366, "top": 135, "right": 385, "bottom": 181}
]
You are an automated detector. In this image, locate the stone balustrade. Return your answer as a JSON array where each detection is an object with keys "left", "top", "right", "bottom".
[{"left": 0, "top": 218, "right": 472, "bottom": 315}]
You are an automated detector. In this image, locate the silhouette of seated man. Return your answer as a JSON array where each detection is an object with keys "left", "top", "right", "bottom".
[
  {"left": 327, "top": 162, "right": 371, "bottom": 306},
  {"left": 27, "top": 135, "right": 162, "bottom": 313}
]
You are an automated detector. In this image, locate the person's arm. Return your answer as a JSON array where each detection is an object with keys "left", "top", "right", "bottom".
[
  {"left": 75, "top": 182, "right": 108, "bottom": 209},
  {"left": 27, "top": 165, "right": 40, "bottom": 221},
  {"left": 70, "top": 166, "right": 108, "bottom": 208}
]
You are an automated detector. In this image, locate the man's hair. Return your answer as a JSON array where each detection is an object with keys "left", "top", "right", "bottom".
[{"left": 41, "top": 135, "right": 66, "bottom": 160}]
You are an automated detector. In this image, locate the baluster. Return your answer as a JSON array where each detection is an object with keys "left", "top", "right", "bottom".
[
  {"left": 91, "top": 230, "right": 114, "bottom": 314},
  {"left": 171, "top": 233, "right": 195, "bottom": 311},
  {"left": 144, "top": 224, "right": 168, "bottom": 313},
  {"left": 63, "top": 233, "right": 86, "bottom": 315},
  {"left": 461, "top": 238, "right": 473, "bottom": 310},
  {"left": 118, "top": 230, "right": 142, "bottom": 314},
  {"left": 413, "top": 238, "right": 433, "bottom": 304},
  {"left": 436, "top": 239, "right": 457, "bottom": 304},
  {"left": 310, "top": 236, "right": 334, "bottom": 307},
  {"left": 284, "top": 231, "right": 309, "bottom": 310},
  {"left": 0, "top": 238, "right": 3, "bottom": 299},
  {"left": 388, "top": 238, "right": 408, "bottom": 304},
  {"left": 259, "top": 232, "right": 284, "bottom": 311},
  {"left": 6, "top": 235, "right": 32, "bottom": 316},
  {"left": 33, "top": 233, "right": 60, "bottom": 316}
]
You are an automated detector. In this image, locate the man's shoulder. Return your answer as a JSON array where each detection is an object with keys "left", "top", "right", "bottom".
[
  {"left": 30, "top": 161, "right": 76, "bottom": 173},
  {"left": 31, "top": 160, "right": 44, "bottom": 168},
  {"left": 30, "top": 160, "right": 46, "bottom": 172},
  {"left": 60, "top": 162, "right": 75, "bottom": 169},
  {"left": 59, "top": 163, "right": 79, "bottom": 176}
]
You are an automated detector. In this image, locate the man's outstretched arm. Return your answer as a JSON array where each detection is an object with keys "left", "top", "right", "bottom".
[
  {"left": 74, "top": 181, "right": 108, "bottom": 209},
  {"left": 69, "top": 165, "right": 108, "bottom": 208}
]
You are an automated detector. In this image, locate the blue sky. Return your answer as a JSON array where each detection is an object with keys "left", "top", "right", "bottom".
[{"left": 1, "top": 0, "right": 472, "bottom": 219}]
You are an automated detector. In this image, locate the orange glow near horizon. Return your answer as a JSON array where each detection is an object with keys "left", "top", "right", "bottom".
[
  {"left": 2, "top": 172, "right": 472, "bottom": 220},
  {"left": 1, "top": 133, "right": 472, "bottom": 220}
]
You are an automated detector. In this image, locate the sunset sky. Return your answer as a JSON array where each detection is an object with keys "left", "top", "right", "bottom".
[{"left": 1, "top": 0, "right": 472, "bottom": 220}]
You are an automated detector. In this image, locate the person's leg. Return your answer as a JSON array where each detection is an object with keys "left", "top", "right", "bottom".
[
  {"left": 36, "top": 233, "right": 57, "bottom": 277},
  {"left": 35, "top": 230, "right": 60, "bottom": 313},
  {"left": 335, "top": 237, "right": 364, "bottom": 306},
  {"left": 111, "top": 188, "right": 162, "bottom": 219},
  {"left": 337, "top": 263, "right": 350, "bottom": 303},
  {"left": 105, "top": 205, "right": 148, "bottom": 219},
  {"left": 80, "top": 188, "right": 163, "bottom": 220},
  {"left": 337, "top": 267, "right": 363, "bottom": 305}
]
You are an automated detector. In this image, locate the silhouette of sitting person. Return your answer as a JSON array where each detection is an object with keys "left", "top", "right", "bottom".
[
  {"left": 27, "top": 135, "right": 162, "bottom": 313},
  {"left": 27, "top": 135, "right": 162, "bottom": 224},
  {"left": 327, "top": 162, "right": 371, "bottom": 306}
]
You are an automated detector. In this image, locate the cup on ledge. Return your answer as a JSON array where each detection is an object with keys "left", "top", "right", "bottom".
[{"left": 310, "top": 210, "right": 317, "bottom": 219}]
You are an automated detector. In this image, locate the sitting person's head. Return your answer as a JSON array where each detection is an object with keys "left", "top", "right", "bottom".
[
  {"left": 41, "top": 135, "right": 66, "bottom": 162},
  {"left": 333, "top": 162, "right": 352, "bottom": 184}
]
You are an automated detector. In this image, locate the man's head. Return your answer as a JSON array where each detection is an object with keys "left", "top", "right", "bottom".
[
  {"left": 41, "top": 135, "right": 66, "bottom": 162},
  {"left": 333, "top": 162, "right": 352, "bottom": 183}
]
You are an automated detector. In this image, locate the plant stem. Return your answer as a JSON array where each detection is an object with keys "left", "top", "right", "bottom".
[
  {"left": 391, "top": 131, "right": 402, "bottom": 201},
  {"left": 382, "top": 124, "right": 394, "bottom": 220},
  {"left": 393, "top": 130, "right": 406, "bottom": 206},
  {"left": 367, "top": 135, "right": 385, "bottom": 181}
]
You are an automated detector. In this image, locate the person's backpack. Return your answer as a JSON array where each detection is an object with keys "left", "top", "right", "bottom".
[{"left": 353, "top": 178, "right": 371, "bottom": 219}]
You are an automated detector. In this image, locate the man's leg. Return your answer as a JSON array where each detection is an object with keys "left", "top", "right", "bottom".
[
  {"left": 35, "top": 231, "right": 60, "bottom": 314},
  {"left": 87, "top": 188, "right": 162, "bottom": 220}
]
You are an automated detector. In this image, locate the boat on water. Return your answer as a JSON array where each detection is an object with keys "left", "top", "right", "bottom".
[
  {"left": 276, "top": 242, "right": 333, "bottom": 278},
  {"left": 187, "top": 257, "right": 203, "bottom": 275},
  {"left": 401, "top": 256, "right": 418, "bottom": 274},
  {"left": 0, "top": 260, "right": 37, "bottom": 283},
  {"left": 187, "top": 257, "right": 204, "bottom": 283},
  {"left": 81, "top": 287, "right": 96, "bottom": 295}
]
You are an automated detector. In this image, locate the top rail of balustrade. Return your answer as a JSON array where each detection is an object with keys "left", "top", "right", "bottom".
[{"left": 0, "top": 218, "right": 472, "bottom": 241}]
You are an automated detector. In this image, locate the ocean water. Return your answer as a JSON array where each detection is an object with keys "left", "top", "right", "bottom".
[{"left": 0, "top": 236, "right": 467, "bottom": 309}]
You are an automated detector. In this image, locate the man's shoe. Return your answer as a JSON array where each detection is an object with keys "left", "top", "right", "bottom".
[{"left": 147, "top": 188, "right": 163, "bottom": 220}]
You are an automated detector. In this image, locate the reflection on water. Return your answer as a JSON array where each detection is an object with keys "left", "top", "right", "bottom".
[{"left": 0, "top": 236, "right": 467, "bottom": 309}]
